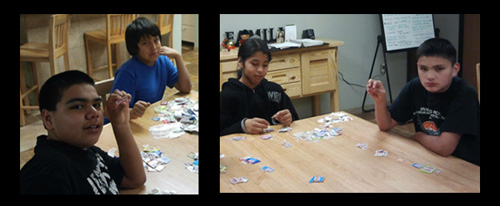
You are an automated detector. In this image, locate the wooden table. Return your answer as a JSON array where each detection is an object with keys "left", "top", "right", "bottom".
[
  {"left": 96, "top": 91, "right": 199, "bottom": 194},
  {"left": 219, "top": 112, "right": 480, "bottom": 192}
]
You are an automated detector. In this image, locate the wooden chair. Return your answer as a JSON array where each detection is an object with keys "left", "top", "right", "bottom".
[
  {"left": 94, "top": 78, "right": 114, "bottom": 114},
  {"left": 20, "top": 14, "right": 70, "bottom": 126},
  {"left": 157, "top": 14, "right": 174, "bottom": 47},
  {"left": 476, "top": 63, "right": 480, "bottom": 103},
  {"left": 85, "top": 14, "right": 136, "bottom": 80}
]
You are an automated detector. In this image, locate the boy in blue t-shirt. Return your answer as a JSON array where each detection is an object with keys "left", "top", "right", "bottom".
[
  {"left": 111, "top": 17, "right": 191, "bottom": 119},
  {"left": 366, "top": 38, "right": 479, "bottom": 166}
]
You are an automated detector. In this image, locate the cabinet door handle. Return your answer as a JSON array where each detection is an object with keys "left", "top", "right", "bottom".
[{"left": 271, "top": 74, "right": 286, "bottom": 78}]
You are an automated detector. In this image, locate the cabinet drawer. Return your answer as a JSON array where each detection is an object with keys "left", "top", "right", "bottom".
[
  {"left": 266, "top": 67, "right": 301, "bottom": 84},
  {"left": 220, "top": 52, "right": 300, "bottom": 73},
  {"left": 282, "top": 82, "right": 301, "bottom": 98},
  {"left": 181, "top": 25, "right": 195, "bottom": 42},
  {"left": 269, "top": 53, "right": 300, "bottom": 71},
  {"left": 222, "top": 68, "right": 301, "bottom": 86},
  {"left": 221, "top": 71, "right": 237, "bottom": 82},
  {"left": 220, "top": 61, "right": 238, "bottom": 73}
]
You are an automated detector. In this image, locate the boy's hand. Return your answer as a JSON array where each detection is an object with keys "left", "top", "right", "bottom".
[
  {"left": 366, "top": 79, "right": 387, "bottom": 103},
  {"left": 272, "top": 109, "right": 292, "bottom": 127},
  {"left": 131, "top": 100, "right": 151, "bottom": 119},
  {"left": 244, "top": 118, "right": 270, "bottom": 134},
  {"left": 106, "top": 89, "right": 132, "bottom": 125},
  {"left": 159, "top": 46, "right": 180, "bottom": 58}
]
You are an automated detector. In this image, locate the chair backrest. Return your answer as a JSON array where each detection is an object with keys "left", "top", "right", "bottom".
[
  {"left": 94, "top": 78, "right": 114, "bottom": 112},
  {"left": 158, "top": 14, "right": 173, "bottom": 35},
  {"left": 106, "top": 14, "right": 136, "bottom": 43},
  {"left": 49, "top": 14, "right": 69, "bottom": 57},
  {"left": 157, "top": 14, "right": 174, "bottom": 46},
  {"left": 476, "top": 63, "right": 480, "bottom": 103}
]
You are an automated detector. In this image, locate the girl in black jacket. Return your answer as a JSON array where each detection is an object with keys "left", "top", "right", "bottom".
[{"left": 220, "top": 37, "right": 299, "bottom": 136}]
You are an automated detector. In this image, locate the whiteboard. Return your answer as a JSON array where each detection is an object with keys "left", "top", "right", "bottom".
[{"left": 381, "top": 14, "right": 435, "bottom": 52}]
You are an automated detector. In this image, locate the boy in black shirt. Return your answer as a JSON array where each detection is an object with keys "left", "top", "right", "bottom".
[
  {"left": 20, "top": 71, "right": 146, "bottom": 194},
  {"left": 366, "top": 38, "right": 479, "bottom": 166}
]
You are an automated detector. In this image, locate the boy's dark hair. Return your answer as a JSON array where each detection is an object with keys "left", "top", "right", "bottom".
[
  {"left": 125, "top": 17, "right": 162, "bottom": 56},
  {"left": 39, "top": 70, "right": 95, "bottom": 114},
  {"left": 417, "top": 38, "right": 456, "bottom": 65},
  {"left": 237, "top": 36, "right": 272, "bottom": 79}
]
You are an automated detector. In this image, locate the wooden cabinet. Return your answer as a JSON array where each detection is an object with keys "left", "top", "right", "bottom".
[
  {"left": 181, "top": 14, "right": 196, "bottom": 43},
  {"left": 301, "top": 49, "right": 337, "bottom": 95},
  {"left": 220, "top": 39, "right": 344, "bottom": 115}
]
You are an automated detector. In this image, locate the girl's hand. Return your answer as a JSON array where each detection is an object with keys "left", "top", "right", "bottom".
[
  {"left": 244, "top": 118, "right": 270, "bottom": 134},
  {"left": 272, "top": 109, "right": 292, "bottom": 126}
]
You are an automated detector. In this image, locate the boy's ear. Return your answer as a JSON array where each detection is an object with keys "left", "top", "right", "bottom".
[
  {"left": 452, "top": 62, "right": 460, "bottom": 77},
  {"left": 41, "top": 109, "right": 54, "bottom": 130}
]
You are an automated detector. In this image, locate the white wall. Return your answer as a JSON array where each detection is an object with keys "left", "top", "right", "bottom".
[{"left": 220, "top": 14, "right": 459, "bottom": 118}]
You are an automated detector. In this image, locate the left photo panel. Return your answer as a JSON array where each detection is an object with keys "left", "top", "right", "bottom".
[{"left": 20, "top": 14, "right": 199, "bottom": 194}]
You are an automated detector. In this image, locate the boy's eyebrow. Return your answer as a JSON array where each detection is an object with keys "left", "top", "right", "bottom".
[
  {"left": 65, "top": 97, "right": 102, "bottom": 105},
  {"left": 432, "top": 64, "right": 446, "bottom": 68}
]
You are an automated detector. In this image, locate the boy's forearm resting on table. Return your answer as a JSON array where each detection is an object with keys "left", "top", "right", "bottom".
[{"left": 411, "top": 131, "right": 460, "bottom": 157}]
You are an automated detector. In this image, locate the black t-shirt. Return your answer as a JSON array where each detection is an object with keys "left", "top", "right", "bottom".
[
  {"left": 20, "top": 135, "right": 125, "bottom": 194},
  {"left": 389, "top": 77, "right": 480, "bottom": 166}
]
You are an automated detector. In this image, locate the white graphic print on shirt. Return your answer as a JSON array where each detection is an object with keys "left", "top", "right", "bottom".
[
  {"left": 86, "top": 153, "right": 119, "bottom": 194},
  {"left": 413, "top": 107, "right": 445, "bottom": 136}
]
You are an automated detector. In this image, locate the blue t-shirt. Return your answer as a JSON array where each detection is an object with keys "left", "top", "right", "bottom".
[{"left": 111, "top": 55, "right": 178, "bottom": 107}]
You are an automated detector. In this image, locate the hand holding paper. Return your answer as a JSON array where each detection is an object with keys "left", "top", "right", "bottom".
[{"left": 272, "top": 109, "right": 292, "bottom": 127}]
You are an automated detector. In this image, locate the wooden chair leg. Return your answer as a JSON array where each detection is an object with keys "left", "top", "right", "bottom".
[
  {"left": 20, "top": 89, "right": 26, "bottom": 126},
  {"left": 63, "top": 52, "right": 70, "bottom": 71},
  {"left": 49, "top": 54, "right": 57, "bottom": 76},
  {"left": 107, "top": 43, "right": 113, "bottom": 78},
  {"left": 33, "top": 63, "right": 40, "bottom": 102},
  {"left": 20, "top": 62, "right": 30, "bottom": 115},
  {"left": 85, "top": 35, "right": 94, "bottom": 78},
  {"left": 115, "top": 43, "right": 121, "bottom": 74}
]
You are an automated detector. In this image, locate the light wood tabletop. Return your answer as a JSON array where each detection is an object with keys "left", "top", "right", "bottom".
[
  {"left": 219, "top": 112, "right": 480, "bottom": 193},
  {"left": 96, "top": 91, "right": 199, "bottom": 194}
]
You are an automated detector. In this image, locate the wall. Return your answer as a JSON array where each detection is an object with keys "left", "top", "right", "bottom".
[{"left": 220, "top": 14, "right": 459, "bottom": 119}]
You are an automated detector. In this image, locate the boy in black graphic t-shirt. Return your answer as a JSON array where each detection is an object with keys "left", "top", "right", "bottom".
[
  {"left": 20, "top": 71, "right": 146, "bottom": 194},
  {"left": 366, "top": 38, "right": 479, "bottom": 166}
]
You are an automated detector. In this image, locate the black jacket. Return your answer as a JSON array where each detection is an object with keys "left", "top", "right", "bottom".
[{"left": 220, "top": 78, "right": 299, "bottom": 136}]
